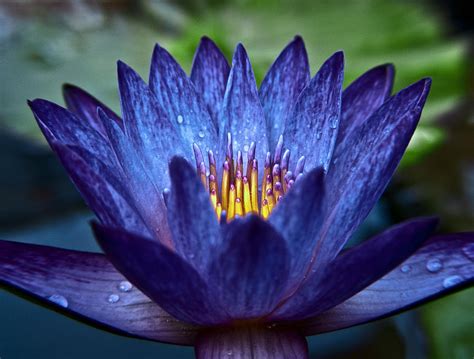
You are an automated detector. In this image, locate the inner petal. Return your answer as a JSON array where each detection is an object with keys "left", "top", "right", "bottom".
[{"left": 191, "top": 133, "right": 305, "bottom": 222}]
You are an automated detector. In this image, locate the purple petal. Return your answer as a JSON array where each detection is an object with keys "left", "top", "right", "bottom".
[
  {"left": 29, "top": 99, "right": 116, "bottom": 169},
  {"left": 99, "top": 109, "right": 171, "bottom": 246},
  {"left": 283, "top": 51, "right": 344, "bottom": 171},
  {"left": 207, "top": 215, "right": 290, "bottom": 319},
  {"left": 52, "top": 142, "right": 149, "bottom": 236},
  {"left": 93, "top": 223, "right": 228, "bottom": 325},
  {"left": 268, "top": 168, "right": 325, "bottom": 289},
  {"left": 335, "top": 64, "right": 394, "bottom": 150},
  {"left": 298, "top": 232, "right": 474, "bottom": 335},
  {"left": 149, "top": 44, "right": 218, "bottom": 151},
  {"left": 167, "top": 157, "right": 221, "bottom": 271},
  {"left": 311, "top": 78, "right": 431, "bottom": 276},
  {"left": 220, "top": 44, "right": 268, "bottom": 167},
  {"left": 273, "top": 217, "right": 438, "bottom": 320},
  {"left": 62, "top": 83, "right": 123, "bottom": 136},
  {"left": 259, "top": 36, "right": 310, "bottom": 149},
  {"left": 117, "top": 60, "right": 190, "bottom": 189},
  {"left": 0, "top": 240, "right": 199, "bottom": 345},
  {"left": 195, "top": 327, "right": 309, "bottom": 359},
  {"left": 190, "top": 36, "right": 230, "bottom": 130}
]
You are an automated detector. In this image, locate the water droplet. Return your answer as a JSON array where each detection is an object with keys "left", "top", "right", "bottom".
[
  {"left": 226, "top": 350, "right": 233, "bottom": 356},
  {"left": 48, "top": 294, "right": 68, "bottom": 308},
  {"left": 443, "top": 275, "right": 463, "bottom": 288},
  {"left": 118, "top": 281, "right": 132, "bottom": 292},
  {"left": 426, "top": 258, "right": 443, "bottom": 273},
  {"left": 316, "top": 130, "right": 322, "bottom": 140},
  {"left": 198, "top": 131, "right": 205, "bottom": 138},
  {"left": 462, "top": 242, "right": 474, "bottom": 261},
  {"left": 400, "top": 264, "right": 411, "bottom": 273},
  {"left": 108, "top": 294, "right": 120, "bottom": 303},
  {"left": 176, "top": 115, "right": 184, "bottom": 124},
  {"left": 243, "top": 144, "right": 249, "bottom": 152}
]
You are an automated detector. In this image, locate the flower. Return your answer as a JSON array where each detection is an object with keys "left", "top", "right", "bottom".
[{"left": 1, "top": 36, "right": 473, "bottom": 358}]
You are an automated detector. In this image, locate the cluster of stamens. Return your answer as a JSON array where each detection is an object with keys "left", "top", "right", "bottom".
[{"left": 192, "top": 134, "right": 305, "bottom": 222}]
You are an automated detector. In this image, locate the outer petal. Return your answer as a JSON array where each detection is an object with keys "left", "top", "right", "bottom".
[
  {"left": 310, "top": 79, "right": 431, "bottom": 276},
  {"left": 297, "top": 233, "right": 474, "bottom": 335},
  {"left": 52, "top": 142, "right": 148, "bottom": 236},
  {"left": 195, "top": 327, "right": 309, "bottom": 359},
  {"left": 283, "top": 51, "right": 344, "bottom": 172},
  {"left": 0, "top": 240, "right": 199, "bottom": 345},
  {"left": 93, "top": 223, "right": 228, "bottom": 325},
  {"left": 335, "top": 64, "right": 394, "bottom": 150},
  {"left": 149, "top": 44, "right": 218, "bottom": 151},
  {"left": 167, "top": 157, "right": 221, "bottom": 272},
  {"left": 118, "top": 60, "right": 190, "bottom": 190},
  {"left": 62, "top": 83, "right": 123, "bottom": 136},
  {"left": 259, "top": 36, "right": 310, "bottom": 149},
  {"left": 29, "top": 99, "right": 116, "bottom": 169},
  {"left": 273, "top": 217, "right": 438, "bottom": 320},
  {"left": 268, "top": 168, "right": 325, "bottom": 288},
  {"left": 190, "top": 36, "right": 230, "bottom": 129},
  {"left": 220, "top": 44, "right": 268, "bottom": 167},
  {"left": 207, "top": 216, "right": 290, "bottom": 319}
]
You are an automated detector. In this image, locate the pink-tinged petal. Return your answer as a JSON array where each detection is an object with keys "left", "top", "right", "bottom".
[
  {"left": 335, "top": 64, "right": 394, "bottom": 149},
  {"left": 207, "top": 216, "right": 290, "bottom": 319},
  {"left": 62, "top": 83, "right": 123, "bottom": 136},
  {"left": 296, "top": 233, "right": 474, "bottom": 336},
  {"left": 190, "top": 36, "right": 230, "bottom": 129},
  {"left": 52, "top": 142, "right": 149, "bottom": 236},
  {"left": 93, "top": 223, "right": 229, "bottom": 326},
  {"left": 167, "top": 157, "right": 221, "bottom": 272},
  {"left": 219, "top": 44, "right": 268, "bottom": 167},
  {"left": 269, "top": 168, "right": 325, "bottom": 289},
  {"left": 149, "top": 44, "right": 218, "bottom": 151},
  {"left": 0, "top": 240, "right": 199, "bottom": 345},
  {"left": 310, "top": 79, "right": 431, "bottom": 276},
  {"left": 259, "top": 36, "right": 310, "bottom": 149},
  {"left": 273, "top": 217, "right": 438, "bottom": 320},
  {"left": 195, "top": 327, "right": 309, "bottom": 359},
  {"left": 283, "top": 51, "right": 344, "bottom": 172}
]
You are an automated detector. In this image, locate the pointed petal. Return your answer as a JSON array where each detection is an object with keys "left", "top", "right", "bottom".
[
  {"left": 52, "top": 142, "right": 149, "bottom": 236},
  {"left": 259, "top": 36, "right": 310, "bottom": 149},
  {"left": 149, "top": 44, "right": 218, "bottom": 151},
  {"left": 220, "top": 44, "right": 268, "bottom": 166},
  {"left": 93, "top": 223, "right": 228, "bottom": 325},
  {"left": 62, "top": 83, "right": 123, "bottom": 136},
  {"left": 207, "top": 215, "right": 290, "bottom": 319},
  {"left": 29, "top": 99, "right": 116, "bottom": 169},
  {"left": 269, "top": 168, "right": 325, "bottom": 288},
  {"left": 99, "top": 110, "right": 171, "bottom": 246},
  {"left": 167, "top": 157, "right": 221, "bottom": 272},
  {"left": 274, "top": 217, "right": 438, "bottom": 320},
  {"left": 298, "top": 232, "right": 474, "bottom": 335},
  {"left": 190, "top": 36, "right": 230, "bottom": 129},
  {"left": 195, "top": 327, "right": 309, "bottom": 359},
  {"left": 335, "top": 64, "right": 394, "bottom": 149},
  {"left": 284, "top": 51, "right": 344, "bottom": 171},
  {"left": 118, "top": 60, "right": 190, "bottom": 190},
  {"left": 311, "top": 79, "right": 432, "bottom": 275},
  {"left": 0, "top": 240, "right": 199, "bottom": 345}
]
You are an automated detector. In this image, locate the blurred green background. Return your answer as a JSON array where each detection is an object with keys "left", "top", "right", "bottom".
[{"left": 0, "top": 0, "right": 473, "bottom": 358}]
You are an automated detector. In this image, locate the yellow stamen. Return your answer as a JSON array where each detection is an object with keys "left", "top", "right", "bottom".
[
  {"left": 235, "top": 197, "right": 244, "bottom": 217},
  {"left": 235, "top": 170, "right": 243, "bottom": 201},
  {"left": 262, "top": 199, "right": 269, "bottom": 219},
  {"left": 250, "top": 159, "right": 258, "bottom": 212},
  {"left": 243, "top": 176, "right": 253, "bottom": 214},
  {"left": 221, "top": 161, "right": 230, "bottom": 210},
  {"left": 227, "top": 184, "right": 236, "bottom": 222},
  {"left": 216, "top": 202, "right": 222, "bottom": 220}
]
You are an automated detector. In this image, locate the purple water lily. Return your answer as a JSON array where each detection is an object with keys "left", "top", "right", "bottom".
[{"left": 1, "top": 36, "right": 473, "bottom": 358}]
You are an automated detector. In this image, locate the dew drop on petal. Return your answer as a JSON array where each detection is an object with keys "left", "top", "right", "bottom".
[
  {"left": 243, "top": 144, "right": 249, "bottom": 152},
  {"left": 108, "top": 294, "right": 120, "bottom": 303},
  {"left": 426, "top": 258, "right": 443, "bottom": 273},
  {"left": 400, "top": 264, "right": 411, "bottom": 273},
  {"left": 462, "top": 242, "right": 474, "bottom": 261},
  {"left": 226, "top": 350, "right": 233, "bottom": 356},
  {"left": 442, "top": 275, "right": 463, "bottom": 288},
  {"left": 198, "top": 131, "right": 205, "bottom": 138},
  {"left": 177, "top": 115, "right": 184, "bottom": 124},
  {"left": 118, "top": 281, "right": 132, "bottom": 292},
  {"left": 48, "top": 294, "right": 68, "bottom": 308}
]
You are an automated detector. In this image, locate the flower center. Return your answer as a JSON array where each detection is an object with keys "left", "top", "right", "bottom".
[{"left": 192, "top": 133, "right": 305, "bottom": 222}]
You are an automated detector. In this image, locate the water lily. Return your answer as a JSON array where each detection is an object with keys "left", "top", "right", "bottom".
[{"left": 1, "top": 36, "right": 473, "bottom": 358}]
